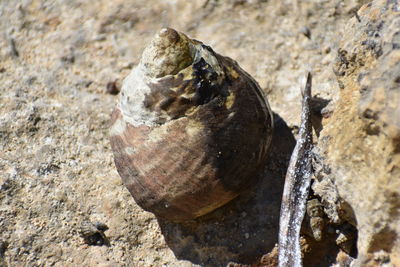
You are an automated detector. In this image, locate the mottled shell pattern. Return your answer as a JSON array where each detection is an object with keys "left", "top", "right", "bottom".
[{"left": 110, "top": 28, "right": 274, "bottom": 222}]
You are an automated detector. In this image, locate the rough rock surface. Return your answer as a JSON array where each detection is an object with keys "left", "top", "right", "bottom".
[
  {"left": 314, "top": 0, "right": 400, "bottom": 266},
  {"left": 0, "top": 0, "right": 398, "bottom": 266}
]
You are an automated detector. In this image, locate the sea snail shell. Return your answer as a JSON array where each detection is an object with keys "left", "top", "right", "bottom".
[{"left": 110, "top": 28, "right": 274, "bottom": 222}]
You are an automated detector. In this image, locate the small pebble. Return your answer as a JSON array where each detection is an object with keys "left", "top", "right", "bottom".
[
  {"left": 79, "top": 221, "right": 110, "bottom": 246},
  {"left": 0, "top": 240, "right": 8, "bottom": 257},
  {"left": 300, "top": 26, "right": 311, "bottom": 39},
  {"left": 106, "top": 81, "right": 120, "bottom": 95},
  {"left": 9, "top": 38, "right": 19, "bottom": 57},
  {"left": 324, "top": 45, "right": 331, "bottom": 54}
]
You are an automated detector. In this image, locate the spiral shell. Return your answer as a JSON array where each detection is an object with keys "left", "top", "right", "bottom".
[{"left": 110, "top": 28, "right": 274, "bottom": 222}]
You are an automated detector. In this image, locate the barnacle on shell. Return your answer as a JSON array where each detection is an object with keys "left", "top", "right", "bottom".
[{"left": 110, "top": 28, "right": 274, "bottom": 222}]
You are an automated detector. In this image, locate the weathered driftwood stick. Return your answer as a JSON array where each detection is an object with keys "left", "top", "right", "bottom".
[{"left": 278, "top": 73, "right": 313, "bottom": 267}]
